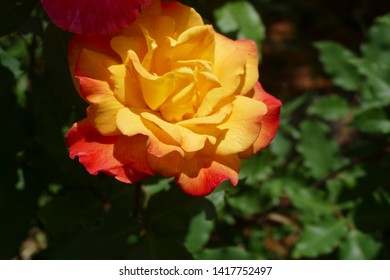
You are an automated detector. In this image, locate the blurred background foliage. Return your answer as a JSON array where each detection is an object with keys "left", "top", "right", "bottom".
[{"left": 1, "top": 0, "right": 390, "bottom": 260}]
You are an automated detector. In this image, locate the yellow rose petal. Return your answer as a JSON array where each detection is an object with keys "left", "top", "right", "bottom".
[
  {"left": 108, "top": 64, "right": 146, "bottom": 108},
  {"left": 161, "top": 1, "right": 204, "bottom": 33},
  {"left": 116, "top": 107, "right": 184, "bottom": 157},
  {"left": 111, "top": 35, "right": 147, "bottom": 63},
  {"left": 213, "top": 34, "right": 259, "bottom": 96},
  {"left": 216, "top": 95, "right": 267, "bottom": 155},
  {"left": 141, "top": 111, "right": 216, "bottom": 152},
  {"left": 87, "top": 94, "right": 124, "bottom": 136},
  {"left": 75, "top": 48, "right": 118, "bottom": 102}
]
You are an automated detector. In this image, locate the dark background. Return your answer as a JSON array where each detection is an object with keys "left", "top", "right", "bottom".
[{"left": 1, "top": 0, "right": 389, "bottom": 260}]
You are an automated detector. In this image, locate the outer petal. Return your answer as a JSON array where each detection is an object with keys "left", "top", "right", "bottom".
[
  {"left": 147, "top": 145, "right": 241, "bottom": 196},
  {"left": 177, "top": 154, "right": 240, "bottom": 196},
  {"left": 161, "top": 1, "right": 204, "bottom": 32},
  {"left": 66, "top": 119, "right": 153, "bottom": 183},
  {"left": 75, "top": 48, "right": 119, "bottom": 102},
  {"left": 213, "top": 34, "right": 259, "bottom": 95},
  {"left": 240, "top": 82, "right": 282, "bottom": 158},
  {"left": 41, "top": 0, "right": 152, "bottom": 35},
  {"left": 68, "top": 35, "right": 116, "bottom": 92},
  {"left": 216, "top": 95, "right": 267, "bottom": 155}
]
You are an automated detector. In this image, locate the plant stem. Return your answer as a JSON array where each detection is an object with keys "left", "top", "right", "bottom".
[{"left": 133, "top": 181, "right": 142, "bottom": 218}]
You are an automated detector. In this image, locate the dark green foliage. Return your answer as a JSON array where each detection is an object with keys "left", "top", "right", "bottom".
[
  {"left": 0, "top": 0, "right": 37, "bottom": 36},
  {"left": 1, "top": 0, "right": 389, "bottom": 260},
  {"left": 215, "top": 1, "right": 265, "bottom": 53},
  {"left": 35, "top": 190, "right": 140, "bottom": 259}
]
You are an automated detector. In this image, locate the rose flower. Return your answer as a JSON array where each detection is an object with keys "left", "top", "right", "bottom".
[
  {"left": 41, "top": 0, "right": 152, "bottom": 35},
  {"left": 66, "top": 0, "right": 281, "bottom": 196}
]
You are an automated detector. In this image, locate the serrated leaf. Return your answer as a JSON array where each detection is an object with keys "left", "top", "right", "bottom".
[
  {"left": 280, "top": 93, "right": 309, "bottom": 123},
  {"left": 315, "top": 41, "right": 361, "bottom": 91},
  {"left": 308, "top": 95, "right": 350, "bottom": 121},
  {"left": 297, "top": 120, "right": 341, "bottom": 179},
  {"left": 350, "top": 58, "right": 390, "bottom": 103},
  {"left": 293, "top": 218, "right": 348, "bottom": 258},
  {"left": 0, "top": 47, "right": 23, "bottom": 77},
  {"left": 185, "top": 212, "right": 214, "bottom": 254},
  {"left": 247, "top": 229, "right": 268, "bottom": 258},
  {"left": 215, "top": 1, "right": 265, "bottom": 46},
  {"left": 206, "top": 189, "right": 226, "bottom": 213},
  {"left": 361, "top": 13, "right": 390, "bottom": 65},
  {"left": 351, "top": 108, "right": 390, "bottom": 134},
  {"left": 270, "top": 132, "right": 292, "bottom": 165},
  {"left": 227, "top": 178, "right": 284, "bottom": 215},
  {"left": 340, "top": 230, "right": 381, "bottom": 259},
  {"left": 240, "top": 151, "right": 273, "bottom": 185},
  {"left": 283, "top": 179, "right": 333, "bottom": 214},
  {"left": 226, "top": 188, "right": 264, "bottom": 215}
]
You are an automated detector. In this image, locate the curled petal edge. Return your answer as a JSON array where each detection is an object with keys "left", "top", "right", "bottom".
[
  {"left": 240, "top": 82, "right": 282, "bottom": 158},
  {"left": 66, "top": 119, "right": 154, "bottom": 183}
]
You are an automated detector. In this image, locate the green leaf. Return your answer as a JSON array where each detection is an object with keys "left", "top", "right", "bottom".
[
  {"left": 240, "top": 151, "right": 273, "bottom": 185},
  {"left": 361, "top": 13, "right": 390, "bottom": 65},
  {"left": 227, "top": 177, "right": 285, "bottom": 216},
  {"left": 195, "top": 246, "right": 255, "bottom": 260},
  {"left": 315, "top": 41, "right": 361, "bottom": 91},
  {"left": 0, "top": 47, "right": 23, "bottom": 77},
  {"left": 185, "top": 211, "right": 214, "bottom": 254},
  {"left": 226, "top": 188, "right": 264, "bottom": 215},
  {"left": 247, "top": 229, "right": 268, "bottom": 259},
  {"left": 308, "top": 95, "right": 350, "bottom": 121},
  {"left": 293, "top": 218, "right": 348, "bottom": 258},
  {"left": 350, "top": 58, "right": 390, "bottom": 103},
  {"left": 215, "top": 1, "right": 265, "bottom": 46},
  {"left": 283, "top": 179, "right": 333, "bottom": 214},
  {"left": 270, "top": 132, "right": 292, "bottom": 165},
  {"left": 340, "top": 230, "right": 381, "bottom": 259},
  {"left": 206, "top": 189, "right": 226, "bottom": 213},
  {"left": 297, "top": 120, "right": 341, "bottom": 179},
  {"left": 142, "top": 177, "right": 172, "bottom": 207},
  {"left": 351, "top": 108, "right": 390, "bottom": 134},
  {"left": 281, "top": 93, "right": 309, "bottom": 121}
]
